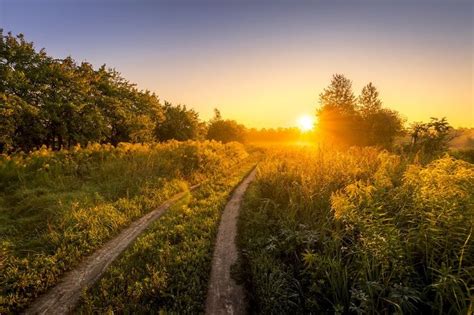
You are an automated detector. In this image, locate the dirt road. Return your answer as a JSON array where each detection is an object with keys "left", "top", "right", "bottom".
[
  {"left": 24, "top": 185, "right": 199, "bottom": 315},
  {"left": 205, "top": 168, "right": 257, "bottom": 315}
]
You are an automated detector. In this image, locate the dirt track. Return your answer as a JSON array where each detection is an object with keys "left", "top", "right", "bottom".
[
  {"left": 205, "top": 168, "right": 257, "bottom": 315},
  {"left": 24, "top": 185, "right": 199, "bottom": 315}
]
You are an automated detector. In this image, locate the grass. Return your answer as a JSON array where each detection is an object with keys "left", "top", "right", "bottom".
[
  {"left": 2, "top": 142, "right": 472, "bottom": 314},
  {"left": 76, "top": 157, "right": 257, "bottom": 313},
  {"left": 237, "top": 146, "right": 473, "bottom": 314},
  {"left": 0, "top": 141, "right": 248, "bottom": 313}
]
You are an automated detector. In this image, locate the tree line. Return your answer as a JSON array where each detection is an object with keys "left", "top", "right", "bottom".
[
  {"left": 316, "top": 74, "right": 453, "bottom": 152},
  {"left": 0, "top": 31, "right": 251, "bottom": 152},
  {"left": 317, "top": 74, "right": 404, "bottom": 148},
  {"left": 1, "top": 31, "right": 454, "bottom": 153}
]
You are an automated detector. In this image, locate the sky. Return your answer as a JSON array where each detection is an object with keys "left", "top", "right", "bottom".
[{"left": 1, "top": 0, "right": 473, "bottom": 128}]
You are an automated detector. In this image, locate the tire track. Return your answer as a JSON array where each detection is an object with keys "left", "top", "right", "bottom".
[
  {"left": 205, "top": 167, "right": 257, "bottom": 315},
  {"left": 24, "top": 184, "right": 200, "bottom": 315}
]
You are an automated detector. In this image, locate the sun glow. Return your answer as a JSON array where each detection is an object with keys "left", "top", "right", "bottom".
[{"left": 297, "top": 115, "right": 315, "bottom": 132}]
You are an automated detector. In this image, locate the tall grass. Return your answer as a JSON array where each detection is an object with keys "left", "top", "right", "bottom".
[
  {"left": 76, "top": 159, "right": 257, "bottom": 313},
  {"left": 0, "top": 141, "right": 248, "bottom": 313},
  {"left": 237, "top": 146, "right": 473, "bottom": 314}
]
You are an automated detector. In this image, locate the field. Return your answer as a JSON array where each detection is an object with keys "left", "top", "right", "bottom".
[
  {"left": 0, "top": 141, "right": 250, "bottom": 313},
  {"left": 2, "top": 3, "right": 473, "bottom": 314},
  {"left": 76, "top": 159, "right": 255, "bottom": 313},
  {"left": 237, "top": 146, "right": 473, "bottom": 314},
  {"left": 1, "top": 142, "right": 473, "bottom": 314}
]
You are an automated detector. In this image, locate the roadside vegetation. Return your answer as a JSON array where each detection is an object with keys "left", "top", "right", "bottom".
[
  {"left": 235, "top": 75, "right": 472, "bottom": 314},
  {"left": 0, "top": 141, "right": 248, "bottom": 313},
  {"left": 76, "top": 157, "right": 256, "bottom": 313},
  {"left": 237, "top": 147, "right": 473, "bottom": 314}
]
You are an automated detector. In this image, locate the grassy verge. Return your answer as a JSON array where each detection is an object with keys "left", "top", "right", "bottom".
[
  {"left": 76, "top": 158, "right": 257, "bottom": 313},
  {"left": 237, "top": 147, "right": 473, "bottom": 314},
  {"left": 0, "top": 141, "right": 248, "bottom": 313}
]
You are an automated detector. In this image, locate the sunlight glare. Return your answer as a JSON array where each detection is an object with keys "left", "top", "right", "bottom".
[{"left": 297, "top": 115, "right": 315, "bottom": 132}]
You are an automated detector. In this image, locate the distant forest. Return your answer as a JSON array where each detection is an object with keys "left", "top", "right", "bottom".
[{"left": 1, "top": 31, "right": 472, "bottom": 153}]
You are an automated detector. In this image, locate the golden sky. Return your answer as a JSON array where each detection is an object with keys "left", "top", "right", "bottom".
[
  {"left": 3, "top": 1, "right": 473, "bottom": 128},
  {"left": 136, "top": 40, "right": 472, "bottom": 128}
]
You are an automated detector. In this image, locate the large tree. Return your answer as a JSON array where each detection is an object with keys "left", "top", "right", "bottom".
[
  {"left": 317, "top": 75, "right": 403, "bottom": 148},
  {"left": 0, "top": 30, "right": 50, "bottom": 151},
  {"left": 0, "top": 30, "right": 166, "bottom": 151},
  {"left": 358, "top": 83, "right": 403, "bottom": 147},
  {"left": 317, "top": 74, "right": 362, "bottom": 146}
]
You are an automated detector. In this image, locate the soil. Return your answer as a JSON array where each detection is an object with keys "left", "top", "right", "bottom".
[{"left": 205, "top": 168, "right": 257, "bottom": 315}]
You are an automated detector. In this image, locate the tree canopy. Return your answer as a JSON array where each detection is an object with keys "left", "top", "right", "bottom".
[
  {"left": 206, "top": 109, "right": 246, "bottom": 143},
  {"left": 317, "top": 74, "right": 404, "bottom": 148},
  {"left": 0, "top": 31, "right": 204, "bottom": 152},
  {"left": 156, "top": 102, "right": 205, "bottom": 142},
  {"left": 409, "top": 117, "right": 452, "bottom": 153},
  {"left": 1, "top": 32, "right": 454, "bottom": 153}
]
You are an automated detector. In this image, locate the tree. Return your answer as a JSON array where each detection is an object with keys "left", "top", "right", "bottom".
[
  {"left": 359, "top": 82, "right": 382, "bottom": 115},
  {"left": 0, "top": 30, "right": 167, "bottom": 151},
  {"left": 319, "top": 74, "right": 357, "bottom": 112},
  {"left": 316, "top": 76, "right": 404, "bottom": 148},
  {"left": 0, "top": 30, "right": 49, "bottom": 151},
  {"left": 155, "top": 102, "right": 203, "bottom": 141},
  {"left": 92, "top": 67, "right": 162, "bottom": 145},
  {"left": 366, "top": 109, "right": 404, "bottom": 148},
  {"left": 358, "top": 83, "right": 403, "bottom": 147},
  {"left": 207, "top": 109, "right": 246, "bottom": 143},
  {"left": 410, "top": 117, "right": 452, "bottom": 153},
  {"left": 317, "top": 74, "right": 362, "bottom": 146}
]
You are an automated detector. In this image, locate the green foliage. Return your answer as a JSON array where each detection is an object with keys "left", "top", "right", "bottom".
[
  {"left": 0, "top": 141, "right": 248, "bottom": 313},
  {"left": 207, "top": 109, "right": 247, "bottom": 143},
  {"left": 317, "top": 75, "right": 404, "bottom": 148},
  {"left": 410, "top": 117, "right": 452, "bottom": 154},
  {"left": 237, "top": 146, "right": 473, "bottom": 314},
  {"left": 76, "top": 159, "right": 256, "bottom": 313},
  {"left": 0, "top": 31, "right": 213, "bottom": 152},
  {"left": 359, "top": 83, "right": 404, "bottom": 148},
  {"left": 155, "top": 102, "right": 206, "bottom": 141}
]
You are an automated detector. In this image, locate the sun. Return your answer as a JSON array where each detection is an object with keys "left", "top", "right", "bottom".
[{"left": 297, "top": 115, "right": 315, "bottom": 132}]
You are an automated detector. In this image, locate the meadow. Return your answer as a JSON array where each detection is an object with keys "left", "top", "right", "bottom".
[
  {"left": 0, "top": 141, "right": 249, "bottom": 313},
  {"left": 237, "top": 146, "right": 473, "bottom": 314},
  {"left": 0, "top": 141, "right": 472, "bottom": 314},
  {"left": 2, "top": 9, "right": 473, "bottom": 314},
  {"left": 76, "top": 158, "right": 256, "bottom": 313}
]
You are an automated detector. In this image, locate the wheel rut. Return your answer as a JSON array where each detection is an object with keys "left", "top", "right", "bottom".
[
  {"left": 24, "top": 185, "right": 199, "bottom": 315},
  {"left": 205, "top": 167, "right": 257, "bottom": 315}
]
